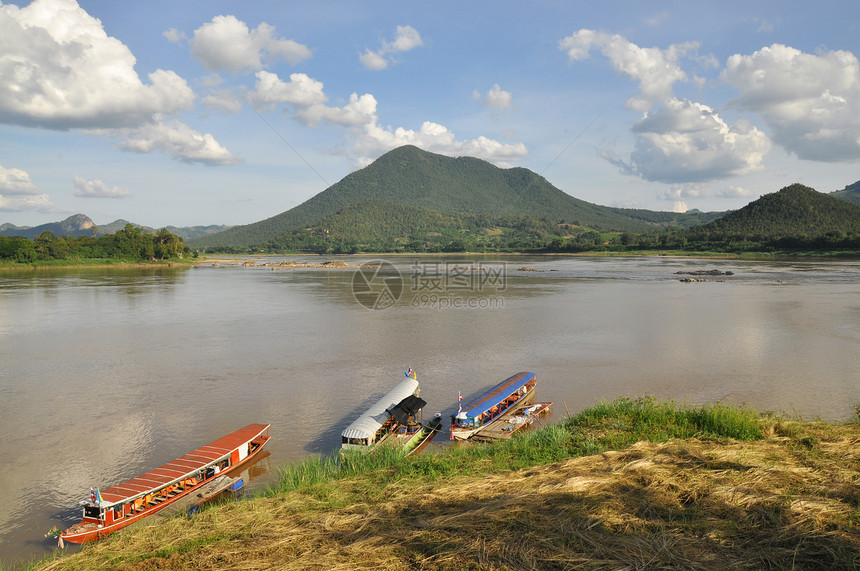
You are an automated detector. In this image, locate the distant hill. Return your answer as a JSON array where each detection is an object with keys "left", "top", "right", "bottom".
[
  {"left": 0, "top": 216, "right": 231, "bottom": 240},
  {"left": 0, "top": 214, "right": 97, "bottom": 239},
  {"left": 688, "top": 183, "right": 860, "bottom": 240},
  {"left": 831, "top": 181, "right": 860, "bottom": 205},
  {"left": 189, "top": 145, "right": 710, "bottom": 250}
]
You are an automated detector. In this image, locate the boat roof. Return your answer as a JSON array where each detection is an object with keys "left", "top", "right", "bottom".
[
  {"left": 341, "top": 378, "right": 419, "bottom": 441},
  {"left": 388, "top": 395, "right": 427, "bottom": 425},
  {"left": 459, "top": 372, "right": 536, "bottom": 419},
  {"left": 98, "top": 423, "right": 269, "bottom": 507}
]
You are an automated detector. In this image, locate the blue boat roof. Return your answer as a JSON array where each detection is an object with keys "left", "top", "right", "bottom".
[{"left": 459, "top": 372, "right": 535, "bottom": 419}]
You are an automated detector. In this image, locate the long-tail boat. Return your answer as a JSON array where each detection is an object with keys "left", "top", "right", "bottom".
[
  {"left": 402, "top": 413, "right": 443, "bottom": 456},
  {"left": 341, "top": 375, "right": 423, "bottom": 451},
  {"left": 450, "top": 372, "right": 539, "bottom": 441},
  {"left": 59, "top": 423, "right": 270, "bottom": 545}
]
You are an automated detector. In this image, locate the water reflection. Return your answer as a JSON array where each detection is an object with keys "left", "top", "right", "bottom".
[{"left": 1, "top": 257, "right": 858, "bottom": 565}]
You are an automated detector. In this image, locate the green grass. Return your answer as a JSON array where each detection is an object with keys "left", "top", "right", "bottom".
[{"left": 262, "top": 397, "right": 765, "bottom": 499}]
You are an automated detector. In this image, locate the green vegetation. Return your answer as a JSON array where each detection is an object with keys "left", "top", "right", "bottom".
[
  {"left": 28, "top": 398, "right": 860, "bottom": 570},
  {"left": 199, "top": 184, "right": 860, "bottom": 255},
  {"left": 831, "top": 180, "right": 860, "bottom": 206},
  {"left": 188, "top": 145, "right": 860, "bottom": 255},
  {"left": 189, "top": 145, "right": 715, "bottom": 251},
  {"left": 0, "top": 224, "right": 191, "bottom": 266}
]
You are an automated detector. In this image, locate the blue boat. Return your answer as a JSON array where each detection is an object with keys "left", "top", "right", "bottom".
[{"left": 450, "top": 372, "right": 538, "bottom": 441}]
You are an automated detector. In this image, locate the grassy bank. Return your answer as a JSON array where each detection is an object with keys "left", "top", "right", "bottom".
[{"left": 28, "top": 398, "right": 860, "bottom": 570}]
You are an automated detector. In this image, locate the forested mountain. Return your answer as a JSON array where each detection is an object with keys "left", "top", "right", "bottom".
[
  {"left": 686, "top": 183, "right": 860, "bottom": 241},
  {"left": 189, "top": 145, "right": 709, "bottom": 250},
  {"left": 0, "top": 214, "right": 97, "bottom": 239},
  {"left": 831, "top": 181, "right": 860, "bottom": 205},
  {"left": 261, "top": 200, "right": 603, "bottom": 253}
]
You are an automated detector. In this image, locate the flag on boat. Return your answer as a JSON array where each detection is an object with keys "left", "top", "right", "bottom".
[
  {"left": 90, "top": 488, "right": 96, "bottom": 503},
  {"left": 458, "top": 391, "right": 462, "bottom": 414},
  {"left": 405, "top": 368, "right": 415, "bottom": 379},
  {"left": 95, "top": 488, "right": 103, "bottom": 504}
]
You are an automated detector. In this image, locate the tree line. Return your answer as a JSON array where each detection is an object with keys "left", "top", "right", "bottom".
[{"left": 0, "top": 224, "right": 190, "bottom": 264}]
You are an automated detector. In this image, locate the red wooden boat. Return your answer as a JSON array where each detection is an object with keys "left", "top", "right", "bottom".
[{"left": 59, "top": 423, "right": 270, "bottom": 545}]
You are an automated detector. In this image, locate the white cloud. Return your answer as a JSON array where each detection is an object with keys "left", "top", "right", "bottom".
[
  {"left": 0, "top": 165, "right": 40, "bottom": 196},
  {"left": 559, "top": 29, "right": 696, "bottom": 109},
  {"left": 73, "top": 176, "right": 131, "bottom": 198},
  {"left": 359, "top": 49, "right": 389, "bottom": 71},
  {"left": 355, "top": 121, "right": 528, "bottom": 167},
  {"left": 722, "top": 43, "right": 860, "bottom": 162},
  {"left": 625, "top": 98, "right": 771, "bottom": 183},
  {"left": 672, "top": 201, "right": 688, "bottom": 213},
  {"left": 658, "top": 182, "right": 757, "bottom": 202},
  {"left": 162, "top": 27, "right": 186, "bottom": 43},
  {"left": 116, "top": 118, "right": 240, "bottom": 165},
  {"left": 481, "top": 84, "right": 513, "bottom": 113},
  {"left": 191, "top": 15, "right": 311, "bottom": 73},
  {"left": 0, "top": 0, "right": 195, "bottom": 129},
  {"left": 251, "top": 70, "right": 526, "bottom": 166},
  {"left": 0, "top": 193, "right": 54, "bottom": 212},
  {"left": 359, "top": 25, "right": 423, "bottom": 70},
  {"left": 0, "top": 164, "right": 54, "bottom": 212},
  {"left": 201, "top": 91, "right": 243, "bottom": 114}
]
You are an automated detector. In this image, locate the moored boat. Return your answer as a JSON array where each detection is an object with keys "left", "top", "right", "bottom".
[
  {"left": 59, "top": 423, "right": 270, "bottom": 545},
  {"left": 341, "top": 374, "right": 424, "bottom": 451},
  {"left": 402, "top": 413, "right": 443, "bottom": 456},
  {"left": 450, "top": 372, "right": 538, "bottom": 441}
]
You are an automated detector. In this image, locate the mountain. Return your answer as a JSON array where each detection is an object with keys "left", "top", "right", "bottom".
[
  {"left": 189, "top": 145, "right": 713, "bottom": 250},
  {"left": 96, "top": 219, "right": 232, "bottom": 239},
  {"left": 0, "top": 216, "right": 231, "bottom": 240},
  {"left": 688, "top": 183, "right": 860, "bottom": 239},
  {"left": 0, "top": 214, "right": 97, "bottom": 239},
  {"left": 831, "top": 181, "right": 860, "bottom": 206}
]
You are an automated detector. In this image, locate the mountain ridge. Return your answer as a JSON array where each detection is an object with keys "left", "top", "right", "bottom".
[{"left": 188, "top": 145, "right": 720, "bottom": 249}]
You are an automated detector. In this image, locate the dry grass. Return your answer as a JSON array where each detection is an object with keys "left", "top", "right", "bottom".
[{"left": 35, "top": 420, "right": 860, "bottom": 570}]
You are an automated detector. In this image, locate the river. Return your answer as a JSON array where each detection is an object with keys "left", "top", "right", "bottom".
[{"left": 1, "top": 255, "right": 858, "bottom": 564}]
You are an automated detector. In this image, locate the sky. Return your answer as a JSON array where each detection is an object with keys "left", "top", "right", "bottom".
[{"left": 1, "top": 0, "right": 859, "bottom": 228}]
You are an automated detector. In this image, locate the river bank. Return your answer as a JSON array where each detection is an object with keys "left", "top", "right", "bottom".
[{"left": 28, "top": 399, "right": 860, "bottom": 570}]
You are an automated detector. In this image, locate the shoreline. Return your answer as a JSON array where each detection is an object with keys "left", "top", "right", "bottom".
[{"left": 2, "top": 250, "right": 857, "bottom": 272}]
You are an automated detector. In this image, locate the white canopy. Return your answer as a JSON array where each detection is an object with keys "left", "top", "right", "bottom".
[{"left": 341, "top": 378, "right": 420, "bottom": 441}]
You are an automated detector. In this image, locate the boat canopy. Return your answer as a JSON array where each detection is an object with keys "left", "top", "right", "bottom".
[
  {"left": 459, "top": 372, "right": 535, "bottom": 420},
  {"left": 388, "top": 395, "right": 427, "bottom": 425},
  {"left": 341, "top": 378, "right": 419, "bottom": 441},
  {"left": 97, "top": 423, "right": 269, "bottom": 507}
]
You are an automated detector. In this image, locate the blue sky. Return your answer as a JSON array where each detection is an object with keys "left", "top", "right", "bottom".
[{"left": 1, "top": 0, "right": 859, "bottom": 228}]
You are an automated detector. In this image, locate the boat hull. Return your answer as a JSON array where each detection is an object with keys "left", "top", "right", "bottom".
[
  {"left": 60, "top": 426, "right": 269, "bottom": 544},
  {"left": 451, "top": 385, "right": 536, "bottom": 441}
]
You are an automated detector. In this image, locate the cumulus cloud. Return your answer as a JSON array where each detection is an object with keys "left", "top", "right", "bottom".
[
  {"left": 625, "top": 98, "right": 771, "bottom": 182},
  {"left": 162, "top": 27, "right": 186, "bottom": 43},
  {"left": 201, "top": 91, "right": 244, "bottom": 114},
  {"left": 73, "top": 176, "right": 131, "bottom": 198},
  {"left": 479, "top": 84, "right": 514, "bottom": 113},
  {"left": 116, "top": 118, "right": 241, "bottom": 165},
  {"left": 0, "top": 0, "right": 195, "bottom": 129},
  {"left": 0, "top": 164, "right": 54, "bottom": 212},
  {"left": 191, "top": 15, "right": 311, "bottom": 72},
  {"left": 561, "top": 30, "right": 777, "bottom": 187},
  {"left": 559, "top": 29, "right": 697, "bottom": 110},
  {"left": 354, "top": 121, "right": 528, "bottom": 167},
  {"left": 722, "top": 43, "right": 860, "bottom": 161},
  {"left": 0, "top": 165, "right": 40, "bottom": 196},
  {"left": 359, "top": 25, "right": 423, "bottom": 70},
  {"left": 658, "top": 182, "right": 757, "bottom": 202},
  {"left": 250, "top": 71, "right": 377, "bottom": 127},
  {"left": 251, "top": 70, "right": 526, "bottom": 166}
]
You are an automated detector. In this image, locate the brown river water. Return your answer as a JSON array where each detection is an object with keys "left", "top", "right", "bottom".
[{"left": 1, "top": 255, "right": 858, "bottom": 565}]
